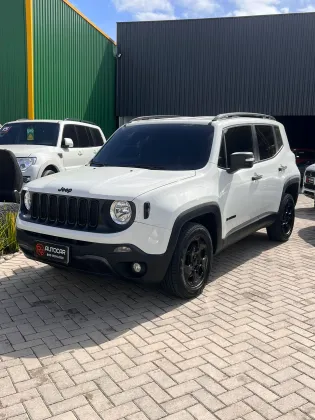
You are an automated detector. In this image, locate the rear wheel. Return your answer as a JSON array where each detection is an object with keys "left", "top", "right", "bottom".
[
  {"left": 267, "top": 193, "right": 295, "bottom": 242},
  {"left": 42, "top": 169, "right": 55, "bottom": 177},
  {"left": 162, "top": 223, "right": 213, "bottom": 299}
]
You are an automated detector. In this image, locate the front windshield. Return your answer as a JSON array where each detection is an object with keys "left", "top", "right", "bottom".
[
  {"left": 91, "top": 123, "right": 214, "bottom": 170},
  {"left": 0, "top": 122, "right": 59, "bottom": 146}
]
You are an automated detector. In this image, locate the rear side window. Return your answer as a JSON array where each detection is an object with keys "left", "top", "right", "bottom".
[
  {"left": 223, "top": 126, "right": 254, "bottom": 168},
  {"left": 63, "top": 125, "right": 79, "bottom": 148},
  {"left": 75, "top": 125, "right": 90, "bottom": 148},
  {"left": 89, "top": 128, "right": 104, "bottom": 146},
  {"left": 256, "top": 125, "right": 277, "bottom": 160},
  {"left": 274, "top": 126, "right": 283, "bottom": 151}
]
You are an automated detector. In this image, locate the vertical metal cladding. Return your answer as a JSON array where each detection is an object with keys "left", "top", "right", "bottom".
[
  {"left": 117, "top": 14, "right": 315, "bottom": 117},
  {"left": 0, "top": 1, "right": 28, "bottom": 124},
  {"left": 33, "top": 0, "right": 116, "bottom": 138}
]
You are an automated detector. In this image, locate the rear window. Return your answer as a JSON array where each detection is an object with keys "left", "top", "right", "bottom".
[
  {"left": 89, "top": 128, "right": 104, "bottom": 146},
  {"left": 256, "top": 125, "right": 277, "bottom": 160},
  {"left": 91, "top": 123, "right": 214, "bottom": 171}
]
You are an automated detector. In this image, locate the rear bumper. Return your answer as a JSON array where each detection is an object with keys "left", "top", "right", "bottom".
[{"left": 17, "top": 228, "right": 170, "bottom": 284}]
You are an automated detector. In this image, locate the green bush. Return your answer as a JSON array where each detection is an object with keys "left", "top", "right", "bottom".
[{"left": 0, "top": 212, "right": 19, "bottom": 255}]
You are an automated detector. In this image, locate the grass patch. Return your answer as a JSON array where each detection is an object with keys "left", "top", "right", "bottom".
[{"left": 0, "top": 212, "right": 19, "bottom": 255}]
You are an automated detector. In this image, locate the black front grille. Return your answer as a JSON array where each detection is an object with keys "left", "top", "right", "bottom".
[
  {"left": 305, "top": 171, "right": 315, "bottom": 177},
  {"left": 304, "top": 183, "right": 315, "bottom": 191},
  {"left": 30, "top": 193, "right": 100, "bottom": 230}
]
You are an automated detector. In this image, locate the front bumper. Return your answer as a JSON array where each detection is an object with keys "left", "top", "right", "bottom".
[
  {"left": 22, "top": 165, "right": 40, "bottom": 183},
  {"left": 17, "top": 229, "right": 171, "bottom": 284},
  {"left": 303, "top": 184, "right": 315, "bottom": 199}
]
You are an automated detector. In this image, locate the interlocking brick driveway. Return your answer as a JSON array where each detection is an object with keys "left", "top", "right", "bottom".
[{"left": 1, "top": 195, "right": 315, "bottom": 420}]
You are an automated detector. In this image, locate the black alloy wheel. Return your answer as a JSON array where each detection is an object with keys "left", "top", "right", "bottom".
[
  {"left": 183, "top": 236, "right": 209, "bottom": 291},
  {"left": 281, "top": 199, "right": 294, "bottom": 236}
]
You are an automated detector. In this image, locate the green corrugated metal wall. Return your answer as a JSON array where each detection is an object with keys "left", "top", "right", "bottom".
[
  {"left": 32, "top": 0, "right": 116, "bottom": 138},
  {"left": 0, "top": 1, "right": 28, "bottom": 124}
]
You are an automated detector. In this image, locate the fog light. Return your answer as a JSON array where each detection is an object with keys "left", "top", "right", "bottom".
[
  {"left": 114, "top": 246, "right": 132, "bottom": 253},
  {"left": 132, "top": 263, "right": 142, "bottom": 273}
]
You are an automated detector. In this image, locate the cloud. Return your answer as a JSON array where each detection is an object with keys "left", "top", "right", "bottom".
[
  {"left": 113, "top": 0, "right": 221, "bottom": 21},
  {"left": 298, "top": 5, "right": 315, "bottom": 11},
  {"left": 135, "top": 11, "right": 176, "bottom": 20},
  {"left": 113, "top": 0, "right": 176, "bottom": 20},
  {"left": 231, "top": 0, "right": 283, "bottom": 16},
  {"left": 113, "top": 0, "right": 173, "bottom": 14},
  {"left": 113, "top": 0, "right": 315, "bottom": 22},
  {"left": 177, "top": 0, "right": 220, "bottom": 16}
]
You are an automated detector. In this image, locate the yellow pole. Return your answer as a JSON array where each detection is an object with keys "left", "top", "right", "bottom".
[{"left": 25, "top": 0, "right": 34, "bottom": 119}]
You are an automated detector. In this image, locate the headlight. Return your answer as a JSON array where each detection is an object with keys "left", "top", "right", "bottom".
[
  {"left": 110, "top": 201, "right": 132, "bottom": 225},
  {"left": 17, "top": 157, "right": 37, "bottom": 172},
  {"left": 24, "top": 191, "right": 32, "bottom": 211}
]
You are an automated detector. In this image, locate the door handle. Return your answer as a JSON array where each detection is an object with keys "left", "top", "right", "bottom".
[
  {"left": 78, "top": 151, "right": 83, "bottom": 156},
  {"left": 252, "top": 173, "right": 263, "bottom": 181},
  {"left": 279, "top": 165, "right": 287, "bottom": 172}
]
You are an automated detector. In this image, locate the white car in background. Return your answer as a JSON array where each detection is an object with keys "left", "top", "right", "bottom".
[
  {"left": 303, "top": 163, "right": 315, "bottom": 202},
  {"left": 0, "top": 119, "right": 106, "bottom": 183}
]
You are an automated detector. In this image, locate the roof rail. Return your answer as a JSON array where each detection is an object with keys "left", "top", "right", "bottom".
[
  {"left": 212, "top": 112, "right": 276, "bottom": 122},
  {"left": 16, "top": 119, "right": 29, "bottom": 121},
  {"left": 130, "top": 115, "right": 180, "bottom": 122},
  {"left": 64, "top": 118, "right": 97, "bottom": 126}
]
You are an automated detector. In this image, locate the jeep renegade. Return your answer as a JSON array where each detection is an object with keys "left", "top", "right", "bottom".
[{"left": 17, "top": 113, "right": 300, "bottom": 298}]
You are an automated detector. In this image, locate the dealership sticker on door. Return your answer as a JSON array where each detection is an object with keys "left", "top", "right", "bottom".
[{"left": 35, "top": 242, "right": 69, "bottom": 264}]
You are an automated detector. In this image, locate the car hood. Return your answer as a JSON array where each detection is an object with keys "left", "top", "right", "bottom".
[
  {"left": 305, "top": 163, "right": 315, "bottom": 172},
  {"left": 0, "top": 144, "right": 55, "bottom": 156},
  {"left": 26, "top": 166, "right": 196, "bottom": 200}
]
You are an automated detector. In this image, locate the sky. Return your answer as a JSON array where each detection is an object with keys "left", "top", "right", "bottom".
[{"left": 73, "top": 0, "right": 315, "bottom": 41}]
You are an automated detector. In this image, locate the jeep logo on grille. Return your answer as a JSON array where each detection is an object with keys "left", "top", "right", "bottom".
[{"left": 58, "top": 187, "right": 72, "bottom": 193}]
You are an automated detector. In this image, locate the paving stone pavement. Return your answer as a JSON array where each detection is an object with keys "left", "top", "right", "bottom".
[{"left": 1, "top": 195, "right": 315, "bottom": 419}]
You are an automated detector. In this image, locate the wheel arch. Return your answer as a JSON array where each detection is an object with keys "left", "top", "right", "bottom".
[
  {"left": 282, "top": 176, "right": 300, "bottom": 206},
  {"left": 40, "top": 164, "right": 59, "bottom": 176},
  {"left": 167, "top": 203, "right": 222, "bottom": 257}
]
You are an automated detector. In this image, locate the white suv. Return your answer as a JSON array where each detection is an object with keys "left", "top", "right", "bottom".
[
  {"left": 0, "top": 119, "right": 106, "bottom": 183},
  {"left": 17, "top": 113, "right": 300, "bottom": 298}
]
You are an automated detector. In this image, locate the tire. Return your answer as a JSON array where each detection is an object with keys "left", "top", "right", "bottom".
[
  {"left": 267, "top": 193, "right": 295, "bottom": 242},
  {"left": 162, "top": 222, "right": 213, "bottom": 299},
  {"left": 42, "top": 169, "right": 55, "bottom": 177}
]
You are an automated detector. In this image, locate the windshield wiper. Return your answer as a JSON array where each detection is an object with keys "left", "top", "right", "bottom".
[
  {"left": 90, "top": 162, "right": 111, "bottom": 167},
  {"left": 128, "top": 164, "right": 167, "bottom": 170}
]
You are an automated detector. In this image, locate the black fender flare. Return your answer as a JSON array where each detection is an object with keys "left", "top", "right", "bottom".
[
  {"left": 281, "top": 175, "right": 300, "bottom": 207},
  {"left": 164, "top": 203, "right": 223, "bottom": 264}
]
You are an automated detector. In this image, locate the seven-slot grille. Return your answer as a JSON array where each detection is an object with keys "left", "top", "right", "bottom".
[{"left": 30, "top": 193, "right": 100, "bottom": 229}]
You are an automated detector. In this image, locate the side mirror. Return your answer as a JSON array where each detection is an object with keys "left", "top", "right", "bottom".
[
  {"left": 62, "top": 138, "right": 74, "bottom": 148},
  {"left": 228, "top": 152, "right": 254, "bottom": 173}
]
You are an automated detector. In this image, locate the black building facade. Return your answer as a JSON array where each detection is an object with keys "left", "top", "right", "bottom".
[{"left": 117, "top": 13, "right": 315, "bottom": 148}]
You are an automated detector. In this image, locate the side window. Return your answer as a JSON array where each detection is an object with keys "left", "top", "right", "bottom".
[
  {"left": 75, "top": 125, "right": 91, "bottom": 148},
  {"left": 274, "top": 126, "right": 284, "bottom": 151},
  {"left": 63, "top": 124, "right": 79, "bottom": 148},
  {"left": 89, "top": 127, "right": 104, "bottom": 146},
  {"left": 218, "top": 138, "right": 227, "bottom": 168},
  {"left": 225, "top": 126, "right": 254, "bottom": 168},
  {"left": 256, "top": 125, "right": 277, "bottom": 160}
]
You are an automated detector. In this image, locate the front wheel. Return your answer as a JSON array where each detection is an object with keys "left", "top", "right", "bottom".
[
  {"left": 267, "top": 193, "right": 295, "bottom": 242},
  {"left": 162, "top": 223, "right": 213, "bottom": 299}
]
